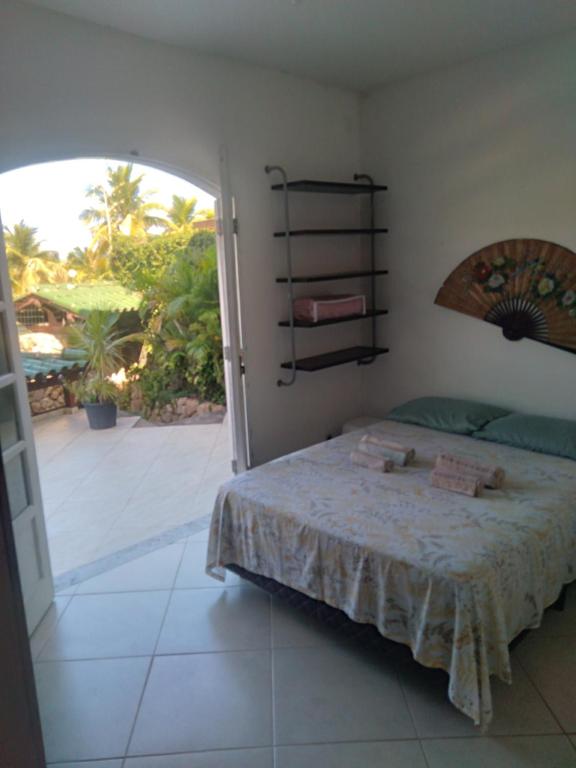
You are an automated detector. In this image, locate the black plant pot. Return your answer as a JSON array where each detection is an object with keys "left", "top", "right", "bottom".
[{"left": 83, "top": 402, "right": 117, "bottom": 430}]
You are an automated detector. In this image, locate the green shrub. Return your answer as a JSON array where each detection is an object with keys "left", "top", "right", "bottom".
[{"left": 133, "top": 233, "right": 225, "bottom": 412}]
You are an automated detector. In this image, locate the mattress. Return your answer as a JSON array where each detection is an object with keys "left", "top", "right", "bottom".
[{"left": 206, "top": 420, "right": 576, "bottom": 727}]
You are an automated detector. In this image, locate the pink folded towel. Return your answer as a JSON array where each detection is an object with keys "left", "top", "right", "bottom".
[
  {"left": 351, "top": 450, "right": 394, "bottom": 473},
  {"left": 359, "top": 434, "right": 415, "bottom": 466},
  {"left": 435, "top": 453, "right": 505, "bottom": 490},
  {"left": 430, "top": 468, "right": 482, "bottom": 497}
]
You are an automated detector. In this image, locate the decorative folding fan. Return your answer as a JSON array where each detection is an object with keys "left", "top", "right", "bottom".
[{"left": 435, "top": 239, "right": 576, "bottom": 354}]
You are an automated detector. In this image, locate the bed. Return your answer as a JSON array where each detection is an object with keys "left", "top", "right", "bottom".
[{"left": 206, "top": 418, "right": 576, "bottom": 727}]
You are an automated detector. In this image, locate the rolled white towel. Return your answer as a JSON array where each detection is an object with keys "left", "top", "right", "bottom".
[
  {"left": 359, "top": 434, "right": 415, "bottom": 466},
  {"left": 435, "top": 453, "right": 504, "bottom": 490},
  {"left": 351, "top": 450, "right": 394, "bottom": 473},
  {"left": 430, "top": 468, "right": 482, "bottom": 497}
]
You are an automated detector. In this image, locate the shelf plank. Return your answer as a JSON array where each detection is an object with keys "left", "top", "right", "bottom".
[
  {"left": 276, "top": 269, "right": 388, "bottom": 284},
  {"left": 271, "top": 179, "right": 387, "bottom": 195},
  {"left": 279, "top": 309, "right": 388, "bottom": 328},
  {"left": 281, "top": 346, "right": 389, "bottom": 372},
  {"left": 274, "top": 228, "right": 388, "bottom": 237}
]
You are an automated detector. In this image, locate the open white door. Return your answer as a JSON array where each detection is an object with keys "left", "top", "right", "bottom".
[
  {"left": 216, "top": 146, "right": 250, "bottom": 473},
  {"left": 0, "top": 212, "right": 54, "bottom": 634}
]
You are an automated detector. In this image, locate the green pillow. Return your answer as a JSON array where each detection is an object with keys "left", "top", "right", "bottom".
[
  {"left": 387, "top": 397, "right": 511, "bottom": 435},
  {"left": 474, "top": 414, "right": 576, "bottom": 460}
]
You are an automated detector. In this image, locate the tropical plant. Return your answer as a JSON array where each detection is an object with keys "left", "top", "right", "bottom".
[
  {"left": 4, "top": 220, "right": 67, "bottom": 296},
  {"left": 67, "top": 311, "right": 130, "bottom": 404},
  {"left": 186, "top": 308, "right": 225, "bottom": 402},
  {"left": 66, "top": 245, "right": 112, "bottom": 281},
  {"left": 80, "top": 164, "right": 166, "bottom": 258},
  {"left": 196, "top": 208, "right": 215, "bottom": 221},
  {"left": 164, "top": 195, "right": 198, "bottom": 233},
  {"left": 134, "top": 234, "right": 225, "bottom": 410},
  {"left": 144, "top": 239, "right": 219, "bottom": 321},
  {"left": 110, "top": 231, "right": 192, "bottom": 292}
]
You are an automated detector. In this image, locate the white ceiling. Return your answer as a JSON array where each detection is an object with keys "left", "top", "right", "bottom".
[{"left": 22, "top": 0, "right": 576, "bottom": 91}]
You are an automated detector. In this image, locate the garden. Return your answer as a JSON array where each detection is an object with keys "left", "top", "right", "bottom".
[{"left": 4, "top": 163, "right": 225, "bottom": 428}]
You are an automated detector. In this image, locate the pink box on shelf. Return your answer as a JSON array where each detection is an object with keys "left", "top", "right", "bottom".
[{"left": 293, "top": 294, "right": 366, "bottom": 323}]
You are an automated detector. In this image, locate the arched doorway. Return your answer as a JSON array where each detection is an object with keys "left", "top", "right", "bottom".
[{"left": 0, "top": 151, "right": 249, "bottom": 631}]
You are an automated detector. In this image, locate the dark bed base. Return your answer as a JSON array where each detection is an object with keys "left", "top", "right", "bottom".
[
  {"left": 227, "top": 563, "right": 413, "bottom": 662},
  {"left": 227, "top": 564, "right": 568, "bottom": 655}
]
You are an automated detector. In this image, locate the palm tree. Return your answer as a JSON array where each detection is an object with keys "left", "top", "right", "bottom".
[
  {"left": 66, "top": 246, "right": 112, "bottom": 281},
  {"left": 164, "top": 195, "right": 198, "bottom": 233},
  {"left": 80, "top": 164, "right": 165, "bottom": 257},
  {"left": 4, "top": 221, "right": 66, "bottom": 296}
]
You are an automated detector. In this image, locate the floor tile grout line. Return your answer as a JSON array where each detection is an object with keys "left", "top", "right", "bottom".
[
  {"left": 514, "top": 650, "right": 567, "bottom": 735},
  {"left": 272, "top": 733, "right": 570, "bottom": 746},
  {"left": 68, "top": 583, "right": 243, "bottom": 597},
  {"left": 123, "top": 655, "right": 156, "bottom": 760},
  {"left": 270, "top": 595, "right": 277, "bottom": 766},
  {"left": 50, "top": 733, "right": 576, "bottom": 763},
  {"left": 151, "top": 582, "right": 178, "bottom": 658},
  {"left": 168, "top": 534, "right": 191, "bottom": 592},
  {"left": 107, "top": 743, "right": 275, "bottom": 763},
  {"left": 42, "top": 733, "right": 576, "bottom": 763},
  {"left": 34, "top": 646, "right": 281, "bottom": 665},
  {"left": 418, "top": 739, "right": 433, "bottom": 768},
  {"left": 31, "top": 594, "right": 74, "bottom": 661},
  {"left": 396, "top": 664, "right": 431, "bottom": 766},
  {"left": 172, "top": 535, "right": 194, "bottom": 587}
]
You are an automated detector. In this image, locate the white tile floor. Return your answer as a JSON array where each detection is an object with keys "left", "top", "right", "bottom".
[
  {"left": 33, "top": 412, "right": 232, "bottom": 576},
  {"left": 31, "top": 530, "right": 576, "bottom": 768}
]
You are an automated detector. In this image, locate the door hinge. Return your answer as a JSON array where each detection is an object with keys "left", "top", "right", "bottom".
[
  {"left": 233, "top": 217, "right": 239, "bottom": 235},
  {"left": 231, "top": 459, "right": 238, "bottom": 474}
]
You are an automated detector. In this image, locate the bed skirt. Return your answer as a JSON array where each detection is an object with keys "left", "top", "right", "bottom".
[{"left": 227, "top": 563, "right": 567, "bottom": 657}]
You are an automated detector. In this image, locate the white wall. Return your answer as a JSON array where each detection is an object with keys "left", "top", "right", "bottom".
[
  {"left": 0, "top": 0, "right": 367, "bottom": 463},
  {"left": 361, "top": 32, "right": 576, "bottom": 420}
]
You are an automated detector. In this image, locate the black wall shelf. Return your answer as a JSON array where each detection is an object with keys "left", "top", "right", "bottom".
[
  {"left": 274, "top": 228, "right": 388, "bottom": 238},
  {"left": 279, "top": 309, "right": 388, "bottom": 328},
  {"left": 271, "top": 180, "right": 388, "bottom": 195},
  {"left": 281, "top": 346, "right": 389, "bottom": 372},
  {"left": 265, "top": 165, "right": 388, "bottom": 386},
  {"left": 276, "top": 269, "right": 388, "bottom": 284}
]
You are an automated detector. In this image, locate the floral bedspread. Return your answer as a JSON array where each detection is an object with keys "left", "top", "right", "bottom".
[{"left": 206, "top": 421, "right": 576, "bottom": 726}]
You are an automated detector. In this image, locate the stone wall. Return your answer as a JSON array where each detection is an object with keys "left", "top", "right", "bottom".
[
  {"left": 128, "top": 385, "right": 225, "bottom": 424},
  {"left": 146, "top": 397, "right": 226, "bottom": 425},
  {"left": 29, "top": 384, "right": 66, "bottom": 416}
]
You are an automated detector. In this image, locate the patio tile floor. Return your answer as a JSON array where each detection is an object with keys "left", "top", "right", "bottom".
[{"left": 34, "top": 411, "right": 232, "bottom": 577}]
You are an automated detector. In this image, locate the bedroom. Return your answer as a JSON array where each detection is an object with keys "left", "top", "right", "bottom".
[{"left": 1, "top": 1, "right": 575, "bottom": 766}]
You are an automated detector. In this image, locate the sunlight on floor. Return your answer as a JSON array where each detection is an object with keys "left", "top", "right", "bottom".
[{"left": 34, "top": 411, "right": 232, "bottom": 577}]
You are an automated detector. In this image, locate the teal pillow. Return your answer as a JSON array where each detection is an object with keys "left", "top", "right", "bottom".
[
  {"left": 387, "top": 397, "right": 511, "bottom": 435},
  {"left": 474, "top": 414, "right": 576, "bottom": 460}
]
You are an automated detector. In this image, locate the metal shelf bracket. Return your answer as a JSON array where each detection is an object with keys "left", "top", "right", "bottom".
[
  {"left": 354, "top": 173, "right": 377, "bottom": 366},
  {"left": 266, "top": 164, "right": 297, "bottom": 387}
]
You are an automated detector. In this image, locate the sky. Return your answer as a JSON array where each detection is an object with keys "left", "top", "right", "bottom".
[{"left": 0, "top": 158, "right": 215, "bottom": 259}]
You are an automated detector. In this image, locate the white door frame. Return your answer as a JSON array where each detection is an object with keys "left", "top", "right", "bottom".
[{"left": 215, "top": 146, "right": 250, "bottom": 472}]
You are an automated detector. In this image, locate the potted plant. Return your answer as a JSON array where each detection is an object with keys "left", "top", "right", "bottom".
[{"left": 67, "top": 310, "right": 128, "bottom": 430}]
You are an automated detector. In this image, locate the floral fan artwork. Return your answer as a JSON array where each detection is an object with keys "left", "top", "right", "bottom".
[{"left": 435, "top": 239, "right": 576, "bottom": 353}]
